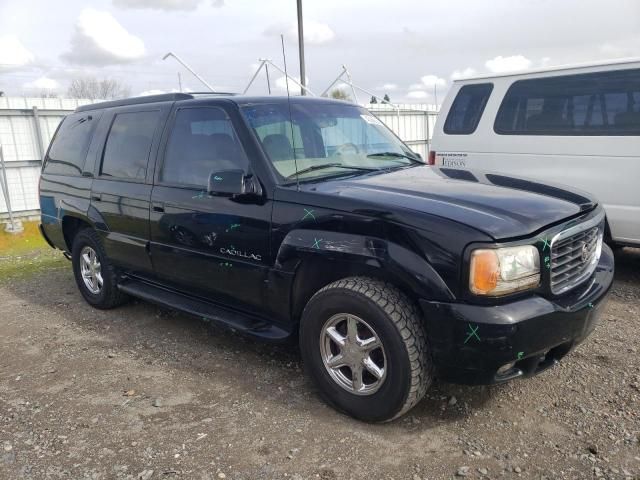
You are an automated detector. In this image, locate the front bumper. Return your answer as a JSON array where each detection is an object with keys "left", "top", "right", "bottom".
[{"left": 420, "top": 244, "right": 614, "bottom": 385}]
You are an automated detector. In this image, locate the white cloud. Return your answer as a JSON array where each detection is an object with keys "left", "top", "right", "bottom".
[
  {"left": 62, "top": 9, "right": 146, "bottom": 65},
  {"left": 23, "top": 76, "right": 60, "bottom": 91},
  {"left": 450, "top": 67, "right": 477, "bottom": 80},
  {"left": 0, "top": 35, "right": 34, "bottom": 69},
  {"left": 378, "top": 83, "right": 398, "bottom": 91},
  {"left": 113, "top": 0, "right": 223, "bottom": 10},
  {"left": 540, "top": 57, "right": 552, "bottom": 67},
  {"left": 265, "top": 21, "right": 335, "bottom": 45},
  {"left": 408, "top": 83, "right": 423, "bottom": 91},
  {"left": 485, "top": 55, "right": 532, "bottom": 73},
  {"left": 420, "top": 75, "right": 447, "bottom": 88},
  {"left": 407, "top": 90, "right": 428, "bottom": 99}
]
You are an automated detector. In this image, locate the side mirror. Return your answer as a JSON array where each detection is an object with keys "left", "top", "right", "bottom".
[{"left": 207, "top": 169, "right": 246, "bottom": 196}]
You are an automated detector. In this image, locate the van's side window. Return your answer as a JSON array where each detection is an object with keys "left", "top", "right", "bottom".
[
  {"left": 494, "top": 68, "right": 640, "bottom": 135},
  {"left": 101, "top": 110, "right": 161, "bottom": 180},
  {"left": 45, "top": 113, "right": 99, "bottom": 175},
  {"left": 443, "top": 83, "right": 493, "bottom": 135},
  {"left": 160, "top": 107, "right": 248, "bottom": 187}
]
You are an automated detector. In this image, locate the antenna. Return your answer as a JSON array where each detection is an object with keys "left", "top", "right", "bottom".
[{"left": 281, "top": 34, "right": 299, "bottom": 190}]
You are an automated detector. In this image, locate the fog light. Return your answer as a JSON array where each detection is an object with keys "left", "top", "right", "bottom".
[{"left": 497, "top": 362, "right": 516, "bottom": 375}]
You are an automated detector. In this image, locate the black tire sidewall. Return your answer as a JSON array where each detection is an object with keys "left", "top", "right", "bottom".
[
  {"left": 300, "top": 288, "right": 413, "bottom": 422},
  {"left": 72, "top": 230, "right": 115, "bottom": 308}
]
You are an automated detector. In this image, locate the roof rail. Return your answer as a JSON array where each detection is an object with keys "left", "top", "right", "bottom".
[
  {"left": 188, "top": 91, "right": 239, "bottom": 96},
  {"left": 75, "top": 93, "right": 194, "bottom": 112}
]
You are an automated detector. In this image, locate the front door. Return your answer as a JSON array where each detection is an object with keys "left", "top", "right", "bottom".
[{"left": 149, "top": 105, "right": 272, "bottom": 311}]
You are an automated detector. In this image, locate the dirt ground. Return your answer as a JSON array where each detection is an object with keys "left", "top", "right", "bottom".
[{"left": 0, "top": 239, "right": 639, "bottom": 479}]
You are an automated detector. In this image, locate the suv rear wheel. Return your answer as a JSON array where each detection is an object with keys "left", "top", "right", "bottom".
[
  {"left": 300, "top": 277, "right": 432, "bottom": 422},
  {"left": 71, "top": 228, "right": 128, "bottom": 309}
]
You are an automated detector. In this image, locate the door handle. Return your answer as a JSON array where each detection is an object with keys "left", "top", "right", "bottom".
[
  {"left": 91, "top": 193, "right": 102, "bottom": 202},
  {"left": 152, "top": 202, "right": 165, "bottom": 213}
]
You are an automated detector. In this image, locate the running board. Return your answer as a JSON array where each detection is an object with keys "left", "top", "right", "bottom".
[{"left": 118, "top": 279, "right": 291, "bottom": 341}]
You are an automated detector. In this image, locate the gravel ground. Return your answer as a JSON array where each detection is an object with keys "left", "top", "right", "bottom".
[{"left": 0, "top": 248, "right": 639, "bottom": 480}]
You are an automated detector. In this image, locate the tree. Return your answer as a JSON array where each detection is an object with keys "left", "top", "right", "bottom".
[
  {"left": 370, "top": 96, "right": 378, "bottom": 104},
  {"left": 67, "top": 77, "right": 131, "bottom": 100},
  {"left": 383, "top": 94, "right": 391, "bottom": 103},
  {"left": 329, "top": 88, "right": 351, "bottom": 101}
]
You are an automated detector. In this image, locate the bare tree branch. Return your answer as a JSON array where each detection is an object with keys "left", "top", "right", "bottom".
[{"left": 67, "top": 77, "right": 131, "bottom": 100}]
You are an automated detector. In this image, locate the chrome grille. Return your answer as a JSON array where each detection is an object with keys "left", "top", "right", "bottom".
[{"left": 550, "top": 222, "right": 602, "bottom": 295}]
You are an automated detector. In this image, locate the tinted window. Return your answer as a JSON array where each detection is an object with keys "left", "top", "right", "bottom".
[
  {"left": 494, "top": 68, "right": 640, "bottom": 135},
  {"left": 444, "top": 83, "right": 493, "bottom": 134},
  {"left": 101, "top": 110, "right": 160, "bottom": 180},
  {"left": 161, "top": 107, "right": 248, "bottom": 187},
  {"left": 45, "top": 112, "right": 100, "bottom": 175}
]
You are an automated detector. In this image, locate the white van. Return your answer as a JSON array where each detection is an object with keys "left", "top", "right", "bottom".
[{"left": 430, "top": 58, "right": 640, "bottom": 247}]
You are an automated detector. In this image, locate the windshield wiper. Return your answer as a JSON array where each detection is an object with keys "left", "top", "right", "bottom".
[
  {"left": 285, "top": 163, "right": 376, "bottom": 180},
  {"left": 367, "top": 152, "right": 421, "bottom": 163}
]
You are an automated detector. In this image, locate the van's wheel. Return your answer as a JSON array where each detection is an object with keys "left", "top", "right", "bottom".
[
  {"left": 300, "top": 277, "right": 432, "bottom": 422},
  {"left": 71, "top": 228, "right": 128, "bottom": 309}
]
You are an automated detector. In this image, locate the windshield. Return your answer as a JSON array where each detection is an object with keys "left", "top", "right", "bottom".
[{"left": 240, "top": 102, "right": 421, "bottom": 182}]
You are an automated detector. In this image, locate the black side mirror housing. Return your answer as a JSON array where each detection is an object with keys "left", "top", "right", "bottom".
[{"left": 207, "top": 169, "right": 246, "bottom": 196}]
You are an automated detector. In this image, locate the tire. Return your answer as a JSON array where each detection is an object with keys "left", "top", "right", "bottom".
[
  {"left": 71, "top": 228, "right": 128, "bottom": 309},
  {"left": 299, "top": 276, "right": 432, "bottom": 422}
]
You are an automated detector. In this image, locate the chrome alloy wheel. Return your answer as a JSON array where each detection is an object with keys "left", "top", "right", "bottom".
[
  {"left": 79, "top": 246, "right": 103, "bottom": 295},
  {"left": 319, "top": 313, "right": 387, "bottom": 395}
]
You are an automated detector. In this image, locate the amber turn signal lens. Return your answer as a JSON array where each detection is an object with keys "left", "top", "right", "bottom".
[{"left": 469, "top": 249, "right": 500, "bottom": 294}]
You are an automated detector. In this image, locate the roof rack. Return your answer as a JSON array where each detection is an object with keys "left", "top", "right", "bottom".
[{"left": 75, "top": 91, "right": 239, "bottom": 112}]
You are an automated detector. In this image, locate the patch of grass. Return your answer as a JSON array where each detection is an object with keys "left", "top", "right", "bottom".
[
  {"left": 0, "top": 221, "right": 68, "bottom": 282},
  {"left": 0, "top": 221, "right": 49, "bottom": 256}
]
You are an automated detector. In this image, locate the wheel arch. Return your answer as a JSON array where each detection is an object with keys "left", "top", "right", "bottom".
[
  {"left": 275, "top": 229, "right": 454, "bottom": 323},
  {"left": 62, "top": 215, "right": 93, "bottom": 252}
]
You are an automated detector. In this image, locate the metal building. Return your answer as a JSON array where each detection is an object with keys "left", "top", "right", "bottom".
[{"left": 0, "top": 97, "right": 96, "bottom": 220}]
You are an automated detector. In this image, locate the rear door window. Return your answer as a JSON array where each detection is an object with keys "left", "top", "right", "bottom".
[
  {"left": 44, "top": 112, "right": 101, "bottom": 175},
  {"left": 101, "top": 110, "right": 161, "bottom": 180},
  {"left": 160, "top": 107, "right": 248, "bottom": 188},
  {"left": 443, "top": 83, "right": 493, "bottom": 134},
  {"left": 494, "top": 68, "right": 640, "bottom": 135}
]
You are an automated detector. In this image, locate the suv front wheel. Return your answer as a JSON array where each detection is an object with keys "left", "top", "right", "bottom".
[
  {"left": 71, "top": 228, "right": 128, "bottom": 309},
  {"left": 300, "top": 277, "right": 432, "bottom": 422}
]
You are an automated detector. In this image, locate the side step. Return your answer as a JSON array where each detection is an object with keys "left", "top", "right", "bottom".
[{"left": 118, "top": 278, "right": 291, "bottom": 342}]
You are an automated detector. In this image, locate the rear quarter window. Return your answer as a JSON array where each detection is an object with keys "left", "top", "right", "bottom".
[
  {"left": 44, "top": 112, "right": 101, "bottom": 175},
  {"left": 443, "top": 83, "right": 493, "bottom": 135},
  {"left": 494, "top": 68, "right": 640, "bottom": 135}
]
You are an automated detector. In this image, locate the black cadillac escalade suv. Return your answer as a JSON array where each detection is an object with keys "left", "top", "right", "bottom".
[{"left": 39, "top": 93, "right": 614, "bottom": 422}]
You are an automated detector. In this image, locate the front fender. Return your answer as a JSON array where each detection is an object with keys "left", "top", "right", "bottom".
[{"left": 275, "top": 229, "right": 455, "bottom": 302}]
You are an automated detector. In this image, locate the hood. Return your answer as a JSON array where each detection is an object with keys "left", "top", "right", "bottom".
[{"left": 309, "top": 166, "right": 596, "bottom": 240}]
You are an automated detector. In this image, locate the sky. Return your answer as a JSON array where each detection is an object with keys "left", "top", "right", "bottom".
[{"left": 1, "top": 0, "right": 639, "bottom": 104}]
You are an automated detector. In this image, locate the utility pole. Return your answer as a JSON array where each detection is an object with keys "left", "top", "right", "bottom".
[
  {"left": 297, "top": 0, "right": 306, "bottom": 96},
  {"left": 177, "top": 72, "right": 183, "bottom": 92}
]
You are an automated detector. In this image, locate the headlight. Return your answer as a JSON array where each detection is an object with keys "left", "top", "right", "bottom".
[{"left": 469, "top": 245, "right": 540, "bottom": 296}]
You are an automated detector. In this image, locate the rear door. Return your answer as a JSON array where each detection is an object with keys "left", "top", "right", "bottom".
[
  {"left": 148, "top": 103, "right": 272, "bottom": 311},
  {"left": 90, "top": 103, "right": 171, "bottom": 274}
]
